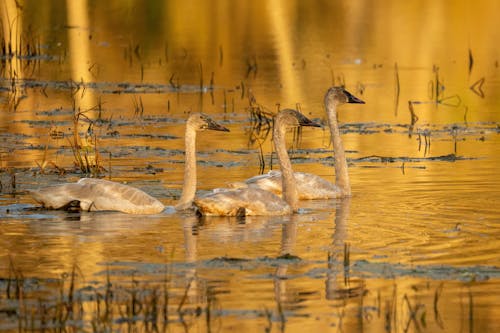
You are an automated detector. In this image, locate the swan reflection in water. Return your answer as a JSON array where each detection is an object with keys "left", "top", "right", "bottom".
[
  {"left": 273, "top": 198, "right": 365, "bottom": 311},
  {"left": 179, "top": 197, "right": 363, "bottom": 314}
]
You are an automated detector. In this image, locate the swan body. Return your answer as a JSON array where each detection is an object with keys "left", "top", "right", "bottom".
[
  {"left": 194, "top": 109, "right": 320, "bottom": 216},
  {"left": 29, "top": 178, "right": 165, "bottom": 214},
  {"left": 29, "top": 113, "right": 229, "bottom": 214},
  {"left": 242, "top": 87, "right": 364, "bottom": 199},
  {"left": 243, "top": 170, "right": 341, "bottom": 199},
  {"left": 194, "top": 187, "right": 292, "bottom": 216}
]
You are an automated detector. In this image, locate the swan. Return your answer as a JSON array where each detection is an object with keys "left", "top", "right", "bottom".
[
  {"left": 241, "top": 87, "right": 364, "bottom": 199},
  {"left": 29, "top": 113, "right": 229, "bottom": 214},
  {"left": 194, "top": 109, "right": 321, "bottom": 216}
]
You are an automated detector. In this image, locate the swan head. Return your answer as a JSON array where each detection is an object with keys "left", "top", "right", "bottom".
[
  {"left": 187, "top": 113, "right": 230, "bottom": 132},
  {"left": 276, "top": 109, "right": 321, "bottom": 128},
  {"left": 325, "top": 86, "right": 365, "bottom": 107}
]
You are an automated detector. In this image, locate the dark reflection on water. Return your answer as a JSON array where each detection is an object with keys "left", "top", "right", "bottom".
[{"left": 1, "top": 0, "right": 500, "bottom": 332}]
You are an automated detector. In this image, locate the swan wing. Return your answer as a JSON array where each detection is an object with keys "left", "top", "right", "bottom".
[
  {"left": 293, "top": 172, "right": 341, "bottom": 199},
  {"left": 245, "top": 171, "right": 341, "bottom": 199},
  {"left": 29, "top": 183, "right": 91, "bottom": 209},
  {"left": 244, "top": 170, "right": 283, "bottom": 195},
  {"left": 30, "top": 178, "right": 165, "bottom": 214}
]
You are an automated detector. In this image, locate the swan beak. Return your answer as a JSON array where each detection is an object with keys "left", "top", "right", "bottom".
[
  {"left": 344, "top": 90, "right": 365, "bottom": 104},
  {"left": 207, "top": 119, "right": 230, "bottom": 132},
  {"left": 299, "top": 117, "right": 322, "bottom": 128}
]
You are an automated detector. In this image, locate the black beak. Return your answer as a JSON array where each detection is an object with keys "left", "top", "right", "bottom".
[
  {"left": 207, "top": 119, "right": 230, "bottom": 132},
  {"left": 298, "top": 114, "right": 322, "bottom": 128},
  {"left": 344, "top": 89, "right": 365, "bottom": 104},
  {"left": 300, "top": 119, "right": 322, "bottom": 128}
]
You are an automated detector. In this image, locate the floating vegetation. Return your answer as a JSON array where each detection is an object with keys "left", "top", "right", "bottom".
[
  {"left": 0, "top": 168, "right": 17, "bottom": 194},
  {"left": 0, "top": 78, "right": 215, "bottom": 95},
  {"left": 352, "top": 153, "right": 473, "bottom": 165}
]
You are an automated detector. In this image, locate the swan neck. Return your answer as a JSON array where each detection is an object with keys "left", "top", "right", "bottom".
[
  {"left": 273, "top": 122, "right": 299, "bottom": 211},
  {"left": 326, "top": 102, "right": 351, "bottom": 196},
  {"left": 177, "top": 125, "right": 197, "bottom": 209}
]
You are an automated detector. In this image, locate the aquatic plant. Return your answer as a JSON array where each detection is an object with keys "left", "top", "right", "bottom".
[
  {"left": 132, "top": 95, "right": 144, "bottom": 119},
  {"left": 246, "top": 90, "right": 274, "bottom": 173},
  {"left": 1, "top": 258, "right": 224, "bottom": 332},
  {"left": 67, "top": 93, "right": 105, "bottom": 176}
]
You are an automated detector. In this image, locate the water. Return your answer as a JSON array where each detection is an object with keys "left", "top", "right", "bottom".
[{"left": 1, "top": 1, "right": 499, "bottom": 332}]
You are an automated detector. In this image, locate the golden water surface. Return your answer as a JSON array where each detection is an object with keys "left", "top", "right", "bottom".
[{"left": 0, "top": 1, "right": 499, "bottom": 332}]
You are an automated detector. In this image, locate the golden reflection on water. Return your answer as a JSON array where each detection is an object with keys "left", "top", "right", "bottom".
[{"left": 0, "top": 1, "right": 499, "bottom": 332}]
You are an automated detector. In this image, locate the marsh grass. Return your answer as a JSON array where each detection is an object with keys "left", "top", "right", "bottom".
[
  {"left": 3, "top": 259, "right": 85, "bottom": 331},
  {"left": 67, "top": 95, "right": 106, "bottom": 176},
  {"left": 0, "top": 17, "right": 42, "bottom": 115},
  {"left": 245, "top": 93, "right": 309, "bottom": 174},
  {"left": 0, "top": 257, "right": 476, "bottom": 332},
  {"left": 394, "top": 62, "right": 400, "bottom": 115},
  {"left": 30, "top": 102, "right": 110, "bottom": 177},
  {"left": 1, "top": 259, "right": 223, "bottom": 333},
  {"left": 34, "top": 126, "right": 67, "bottom": 175},
  {"left": 246, "top": 91, "right": 273, "bottom": 173},
  {"left": 132, "top": 95, "right": 145, "bottom": 119},
  {"left": 407, "top": 101, "right": 419, "bottom": 138},
  {"left": 34, "top": 141, "right": 52, "bottom": 175}
]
